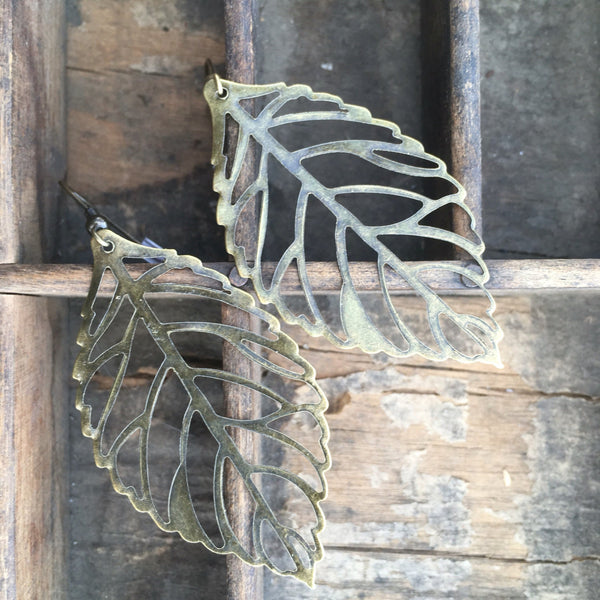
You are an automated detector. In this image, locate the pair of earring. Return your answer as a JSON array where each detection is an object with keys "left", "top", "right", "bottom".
[{"left": 67, "top": 61, "right": 502, "bottom": 587}]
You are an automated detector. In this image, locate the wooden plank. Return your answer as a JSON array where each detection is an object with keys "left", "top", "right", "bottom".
[
  {"left": 422, "top": 0, "right": 482, "bottom": 249},
  {"left": 2, "top": 259, "right": 600, "bottom": 297},
  {"left": 0, "top": 298, "right": 68, "bottom": 600},
  {"left": 0, "top": 298, "right": 17, "bottom": 600},
  {"left": 261, "top": 294, "right": 600, "bottom": 598},
  {"left": 62, "top": 0, "right": 228, "bottom": 268},
  {"left": 222, "top": 2, "right": 263, "bottom": 599},
  {"left": 0, "top": 1, "right": 67, "bottom": 599},
  {"left": 66, "top": 0, "right": 224, "bottom": 194},
  {"left": 479, "top": 1, "right": 600, "bottom": 262}
]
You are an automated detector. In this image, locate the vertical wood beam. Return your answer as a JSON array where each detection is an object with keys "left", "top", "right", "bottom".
[
  {"left": 448, "top": 0, "right": 482, "bottom": 239},
  {"left": 0, "top": 1, "right": 67, "bottom": 598},
  {"left": 421, "top": 0, "right": 483, "bottom": 246},
  {"left": 221, "top": 2, "right": 263, "bottom": 600}
]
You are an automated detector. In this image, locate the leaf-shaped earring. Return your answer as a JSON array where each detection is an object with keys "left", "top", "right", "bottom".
[
  {"left": 64, "top": 184, "right": 330, "bottom": 586},
  {"left": 204, "top": 64, "right": 502, "bottom": 366}
]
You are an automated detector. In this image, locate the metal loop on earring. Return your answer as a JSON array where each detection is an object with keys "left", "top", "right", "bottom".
[
  {"left": 205, "top": 58, "right": 227, "bottom": 99},
  {"left": 92, "top": 230, "right": 114, "bottom": 252},
  {"left": 87, "top": 216, "right": 113, "bottom": 251}
]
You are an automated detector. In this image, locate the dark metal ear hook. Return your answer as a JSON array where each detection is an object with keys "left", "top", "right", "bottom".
[
  {"left": 59, "top": 181, "right": 163, "bottom": 259},
  {"left": 59, "top": 180, "right": 144, "bottom": 245}
]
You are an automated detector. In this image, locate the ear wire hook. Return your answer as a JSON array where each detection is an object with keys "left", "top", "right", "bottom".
[
  {"left": 59, "top": 181, "right": 163, "bottom": 259},
  {"left": 59, "top": 181, "right": 140, "bottom": 243}
]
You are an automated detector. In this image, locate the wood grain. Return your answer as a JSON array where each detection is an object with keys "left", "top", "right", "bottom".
[
  {"left": 67, "top": 0, "right": 224, "bottom": 193},
  {"left": 261, "top": 294, "right": 600, "bottom": 598},
  {"left": 1, "top": 259, "right": 600, "bottom": 297},
  {"left": 0, "top": 2, "right": 67, "bottom": 599},
  {"left": 0, "top": 297, "right": 18, "bottom": 600}
]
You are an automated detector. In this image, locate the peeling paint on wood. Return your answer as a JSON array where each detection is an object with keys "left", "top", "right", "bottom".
[
  {"left": 261, "top": 292, "right": 600, "bottom": 597},
  {"left": 265, "top": 550, "right": 528, "bottom": 600},
  {"left": 523, "top": 396, "right": 600, "bottom": 562},
  {"left": 397, "top": 450, "right": 471, "bottom": 549},
  {"left": 381, "top": 394, "right": 467, "bottom": 442}
]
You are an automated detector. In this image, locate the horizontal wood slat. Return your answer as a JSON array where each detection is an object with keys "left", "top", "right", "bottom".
[{"left": 1, "top": 259, "right": 599, "bottom": 297}]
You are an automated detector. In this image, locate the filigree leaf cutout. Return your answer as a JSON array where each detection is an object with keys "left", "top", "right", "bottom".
[
  {"left": 205, "top": 78, "right": 502, "bottom": 365},
  {"left": 73, "top": 230, "right": 330, "bottom": 586}
]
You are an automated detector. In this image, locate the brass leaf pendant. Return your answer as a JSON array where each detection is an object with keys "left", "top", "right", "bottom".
[
  {"left": 73, "top": 229, "right": 330, "bottom": 586},
  {"left": 204, "top": 77, "right": 502, "bottom": 366}
]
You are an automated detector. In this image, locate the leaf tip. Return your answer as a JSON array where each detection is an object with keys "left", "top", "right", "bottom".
[
  {"left": 294, "top": 564, "right": 317, "bottom": 588},
  {"left": 485, "top": 345, "right": 504, "bottom": 369}
]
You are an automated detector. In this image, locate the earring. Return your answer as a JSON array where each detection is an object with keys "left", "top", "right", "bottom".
[
  {"left": 63, "top": 184, "right": 330, "bottom": 586},
  {"left": 203, "top": 62, "right": 502, "bottom": 366},
  {"left": 65, "top": 59, "right": 503, "bottom": 588}
]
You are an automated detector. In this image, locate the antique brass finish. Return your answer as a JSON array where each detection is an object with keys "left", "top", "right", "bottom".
[
  {"left": 73, "top": 228, "right": 330, "bottom": 586},
  {"left": 204, "top": 76, "right": 502, "bottom": 366}
]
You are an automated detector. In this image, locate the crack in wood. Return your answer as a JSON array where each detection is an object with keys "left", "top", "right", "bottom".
[
  {"left": 67, "top": 65, "right": 185, "bottom": 79},
  {"left": 324, "top": 545, "right": 600, "bottom": 565}
]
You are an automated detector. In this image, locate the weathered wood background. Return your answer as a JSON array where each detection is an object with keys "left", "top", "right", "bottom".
[
  {"left": 0, "top": 2, "right": 68, "bottom": 599},
  {"left": 60, "top": 1, "right": 600, "bottom": 599}
]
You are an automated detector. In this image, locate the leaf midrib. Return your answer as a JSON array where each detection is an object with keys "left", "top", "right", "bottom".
[{"left": 111, "top": 255, "right": 317, "bottom": 576}]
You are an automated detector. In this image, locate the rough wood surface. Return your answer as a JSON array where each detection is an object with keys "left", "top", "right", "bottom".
[
  {"left": 0, "top": 2, "right": 67, "bottom": 599},
  {"left": 261, "top": 293, "right": 600, "bottom": 598},
  {"left": 62, "top": 290, "right": 600, "bottom": 599},
  {"left": 2, "top": 259, "right": 600, "bottom": 297},
  {"left": 60, "top": 0, "right": 227, "bottom": 266},
  {"left": 66, "top": 0, "right": 224, "bottom": 194},
  {"left": 480, "top": 0, "right": 600, "bottom": 260},
  {"left": 0, "top": 298, "right": 68, "bottom": 600},
  {"left": 221, "top": 304, "right": 263, "bottom": 600}
]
